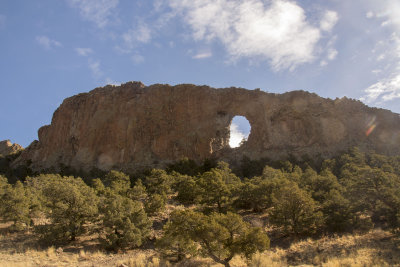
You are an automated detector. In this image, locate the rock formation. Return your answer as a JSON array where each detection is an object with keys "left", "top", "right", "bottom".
[
  {"left": 0, "top": 140, "right": 23, "bottom": 156},
  {"left": 13, "top": 81, "right": 400, "bottom": 172}
]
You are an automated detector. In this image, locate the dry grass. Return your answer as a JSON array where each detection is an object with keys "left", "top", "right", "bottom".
[
  {"left": 0, "top": 217, "right": 399, "bottom": 267},
  {"left": 250, "top": 229, "right": 400, "bottom": 267}
]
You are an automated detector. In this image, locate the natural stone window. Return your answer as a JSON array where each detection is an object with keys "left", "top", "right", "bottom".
[{"left": 229, "top": 116, "right": 251, "bottom": 148}]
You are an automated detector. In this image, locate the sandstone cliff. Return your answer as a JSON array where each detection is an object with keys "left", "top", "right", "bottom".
[
  {"left": 13, "top": 82, "right": 400, "bottom": 172},
  {"left": 0, "top": 140, "right": 23, "bottom": 156}
]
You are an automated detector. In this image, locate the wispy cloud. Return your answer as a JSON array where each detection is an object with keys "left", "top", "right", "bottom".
[
  {"left": 361, "top": 74, "right": 400, "bottom": 103},
  {"left": 0, "top": 15, "right": 5, "bottom": 30},
  {"left": 75, "top": 47, "right": 93, "bottom": 56},
  {"left": 122, "top": 23, "right": 152, "bottom": 49},
  {"left": 366, "top": 11, "right": 374, "bottom": 19},
  {"left": 320, "top": 35, "right": 338, "bottom": 66},
  {"left": 192, "top": 51, "right": 212, "bottom": 59},
  {"left": 105, "top": 78, "right": 121, "bottom": 86},
  {"left": 361, "top": 3, "right": 400, "bottom": 104},
  {"left": 376, "top": 1, "right": 400, "bottom": 30},
  {"left": 131, "top": 53, "right": 145, "bottom": 64},
  {"left": 376, "top": 54, "right": 385, "bottom": 61},
  {"left": 327, "top": 48, "right": 338, "bottom": 61},
  {"left": 66, "top": 0, "right": 119, "bottom": 28},
  {"left": 168, "top": 0, "right": 338, "bottom": 71},
  {"left": 320, "top": 10, "right": 339, "bottom": 32},
  {"left": 35, "top": 35, "right": 62, "bottom": 49},
  {"left": 88, "top": 59, "right": 102, "bottom": 78},
  {"left": 76, "top": 48, "right": 104, "bottom": 79}
]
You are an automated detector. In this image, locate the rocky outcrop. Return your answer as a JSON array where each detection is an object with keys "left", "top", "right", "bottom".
[
  {"left": 13, "top": 81, "right": 400, "bottom": 172},
  {"left": 0, "top": 140, "right": 23, "bottom": 156}
]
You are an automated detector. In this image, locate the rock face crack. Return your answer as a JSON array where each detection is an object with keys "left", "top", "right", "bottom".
[{"left": 12, "top": 82, "right": 400, "bottom": 172}]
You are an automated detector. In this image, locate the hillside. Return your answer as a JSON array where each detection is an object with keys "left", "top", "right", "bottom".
[
  {"left": 1, "top": 148, "right": 400, "bottom": 266},
  {"left": 11, "top": 82, "right": 400, "bottom": 174}
]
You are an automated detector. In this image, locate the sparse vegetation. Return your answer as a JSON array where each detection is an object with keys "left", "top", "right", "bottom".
[
  {"left": 100, "top": 191, "right": 151, "bottom": 251},
  {"left": 0, "top": 148, "right": 399, "bottom": 266}
]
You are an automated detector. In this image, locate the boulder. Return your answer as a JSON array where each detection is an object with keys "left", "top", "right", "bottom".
[{"left": 0, "top": 140, "right": 23, "bottom": 156}]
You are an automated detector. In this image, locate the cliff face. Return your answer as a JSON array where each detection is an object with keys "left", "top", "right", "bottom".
[
  {"left": 13, "top": 81, "right": 400, "bottom": 172},
  {"left": 0, "top": 140, "right": 23, "bottom": 156}
]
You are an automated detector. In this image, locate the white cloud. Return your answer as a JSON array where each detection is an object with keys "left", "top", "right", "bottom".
[
  {"left": 0, "top": 15, "right": 5, "bottom": 29},
  {"left": 377, "top": 54, "right": 385, "bottom": 61},
  {"left": 362, "top": 4, "right": 400, "bottom": 104},
  {"left": 320, "top": 10, "right": 339, "bottom": 32},
  {"left": 368, "top": 2, "right": 400, "bottom": 31},
  {"left": 153, "top": 0, "right": 164, "bottom": 12},
  {"left": 132, "top": 53, "right": 145, "bottom": 64},
  {"left": 327, "top": 48, "right": 338, "bottom": 60},
  {"left": 66, "top": 0, "right": 119, "bottom": 28},
  {"left": 169, "top": 0, "right": 337, "bottom": 71},
  {"left": 229, "top": 123, "right": 247, "bottom": 148},
  {"left": 372, "top": 69, "right": 382, "bottom": 74},
  {"left": 319, "top": 35, "right": 337, "bottom": 66},
  {"left": 122, "top": 23, "right": 152, "bottom": 49},
  {"left": 88, "top": 59, "right": 102, "bottom": 78},
  {"left": 35, "top": 35, "right": 62, "bottom": 49},
  {"left": 361, "top": 73, "right": 400, "bottom": 103},
  {"left": 105, "top": 78, "right": 121, "bottom": 86},
  {"left": 192, "top": 51, "right": 212, "bottom": 59},
  {"left": 75, "top": 47, "right": 93, "bottom": 56}
]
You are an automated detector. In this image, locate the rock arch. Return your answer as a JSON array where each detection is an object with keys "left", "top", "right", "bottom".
[{"left": 12, "top": 82, "right": 400, "bottom": 172}]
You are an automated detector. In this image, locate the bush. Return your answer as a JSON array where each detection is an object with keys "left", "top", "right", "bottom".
[
  {"left": 157, "top": 210, "right": 269, "bottom": 267},
  {"left": 156, "top": 211, "right": 198, "bottom": 262},
  {"left": 0, "top": 175, "right": 10, "bottom": 200},
  {"left": 174, "top": 174, "right": 200, "bottom": 205},
  {"left": 145, "top": 193, "right": 166, "bottom": 216},
  {"left": 166, "top": 157, "right": 200, "bottom": 176},
  {"left": 31, "top": 175, "right": 99, "bottom": 243},
  {"left": 129, "top": 179, "right": 147, "bottom": 202},
  {"left": 144, "top": 169, "right": 173, "bottom": 196},
  {"left": 0, "top": 181, "right": 32, "bottom": 230},
  {"left": 104, "top": 170, "right": 131, "bottom": 196},
  {"left": 300, "top": 168, "right": 341, "bottom": 203},
  {"left": 270, "top": 181, "right": 323, "bottom": 236},
  {"left": 197, "top": 162, "right": 241, "bottom": 212},
  {"left": 100, "top": 191, "right": 151, "bottom": 250},
  {"left": 344, "top": 166, "right": 400, "bottom": 232},
  {"left": 322, "top": 189, "right": 358, "bottom": 233},
  {"left": 235, "top": 176, "right": 282, "bottom": 212}
]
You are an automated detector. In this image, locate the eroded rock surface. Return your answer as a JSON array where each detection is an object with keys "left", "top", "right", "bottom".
[
  {"left": 13, "top": 82, "right": 400, "bottom": 172},
  {"left": 0, "top": 140, "right": 23, "bottom": 156}
]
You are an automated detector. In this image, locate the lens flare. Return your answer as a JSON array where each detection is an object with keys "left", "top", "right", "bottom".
[
  {"left": 366, "top": 124, "right": 376, "bottom": 137},
  {"left": 366, "top": 116, "right": 377, "bottom": 137}
]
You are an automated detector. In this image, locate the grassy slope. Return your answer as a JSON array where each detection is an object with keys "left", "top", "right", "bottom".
[{"left": 1, "top": 219, "right": 399, "bottom": 267}]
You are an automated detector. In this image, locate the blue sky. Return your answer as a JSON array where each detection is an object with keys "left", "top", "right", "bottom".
[{"left": 1, "top": 0, "right": 400, "bottom": 147}]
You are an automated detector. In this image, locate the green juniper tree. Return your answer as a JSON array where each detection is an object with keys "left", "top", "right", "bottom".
[
  {"left": 144, "top": 193, "right": 166, "bottom": 216},
  {"left": 144, "top": 169, "right": 173, "bottom": 196},
  {"left": 0, "top": 180, "right": 32, "bottom": 230},
  {"left": 31, "top": 175, "right": 99, "bottom": 243},
  {"left": 270, "top": 181, "right": 323, "bottom": 236},
  {"left": 157, "top": 210, "right": 269, "bottom": 267},
  {"left": 100, "top": 191, "right": 151, "bottom": 250},
  {"left": 197, "top": 162, "right": 241, "bottom": 212},
  {"left": 104, "top": 170, "right": 131, "bottom": 196},
  {"left": 174, "top": 174, "right": 200, "bottom": 205}
]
